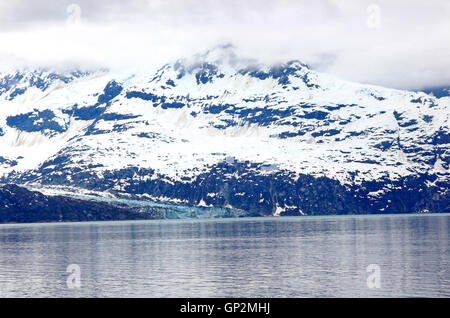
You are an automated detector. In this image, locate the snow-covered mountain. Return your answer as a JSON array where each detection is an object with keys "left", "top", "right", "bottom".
[{"left": 0, "top": 45, "right": 448, "bottom": 216}]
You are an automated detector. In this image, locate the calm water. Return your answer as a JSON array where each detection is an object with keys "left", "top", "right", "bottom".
[{"left": 0, "top": 214, "right": 448, "bottom": 298}]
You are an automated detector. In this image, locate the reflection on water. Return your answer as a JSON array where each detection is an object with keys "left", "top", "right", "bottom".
[{"left": 0, "top": 214, "right": 449, "bottom": 297}]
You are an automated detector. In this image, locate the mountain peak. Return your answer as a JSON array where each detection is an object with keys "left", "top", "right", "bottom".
[
  {"left": 0, "top": 68, "right": 95, "bottom": 101},
  {"left": 189, "top": 44, "right": 310, "bottom": 72},
  {"left": 143, "top": 45, "right": 313, "bottom": 90}
]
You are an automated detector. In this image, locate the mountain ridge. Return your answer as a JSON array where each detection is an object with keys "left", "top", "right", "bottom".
[{"left": 0, "top": 46, "right": 448, "bottom": 217}]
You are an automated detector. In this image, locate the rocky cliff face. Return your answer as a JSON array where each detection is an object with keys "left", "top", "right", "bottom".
[{"left": 0, "top": 46, "right": 449, "bottom": 217}]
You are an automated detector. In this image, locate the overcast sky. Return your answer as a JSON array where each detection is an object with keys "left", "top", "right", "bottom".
[{"left": 0, "top": 0, "right": 449, "bottom": 89}]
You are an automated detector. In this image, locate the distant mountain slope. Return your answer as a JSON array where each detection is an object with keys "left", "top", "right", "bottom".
[
  {"left": 0, "top": 184, "right": 157, "bottom": 223},
  {"left": 420, "top": 87, "right": 450, "bottom": 99},
  {"left": 0, "top": 69, "right": 93, "bottom": 101},
  {"left": 0, "top": 45, "right": 448, "bottom": 216}
]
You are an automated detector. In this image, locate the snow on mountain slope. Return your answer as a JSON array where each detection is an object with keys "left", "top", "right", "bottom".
[{"left": 0, "top": 45, "right": 448, "bottom": 216}]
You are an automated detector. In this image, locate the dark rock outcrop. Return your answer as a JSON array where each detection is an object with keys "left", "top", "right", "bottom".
[{"left": 0, "top": 184, "right": 157, "bottom": 223}]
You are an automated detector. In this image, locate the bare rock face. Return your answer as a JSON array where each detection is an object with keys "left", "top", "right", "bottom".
[{"left": 0, "top": 184, "right": 160, "bottom": 223}]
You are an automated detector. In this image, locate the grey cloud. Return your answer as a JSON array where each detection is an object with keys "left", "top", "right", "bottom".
[{"left": 0, "top": 0, "right": 449, "bottom": 90}]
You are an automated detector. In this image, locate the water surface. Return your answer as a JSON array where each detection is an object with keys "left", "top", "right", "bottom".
[{"left": 0, "top": 214, "right": 448, "bottom": 297}]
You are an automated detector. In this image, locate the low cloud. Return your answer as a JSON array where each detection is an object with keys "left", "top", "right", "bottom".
[{"left": 0, "top": 0, "right": 449, "bottom": 90}]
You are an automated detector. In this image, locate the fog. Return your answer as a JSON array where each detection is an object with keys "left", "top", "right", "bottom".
[{"left": 0, "top": 0, "right": 449, "bottom": 89}]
